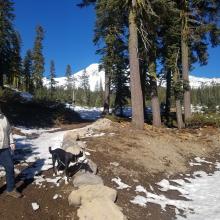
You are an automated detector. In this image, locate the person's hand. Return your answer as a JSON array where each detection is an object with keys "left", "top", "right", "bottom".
[{"left": 10, "top": 143, "right": 16, "bottom": 151}]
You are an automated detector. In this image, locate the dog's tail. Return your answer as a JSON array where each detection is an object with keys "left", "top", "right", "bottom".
[{"left": 49, "top": 147, "right": 52, "bottom": 153}]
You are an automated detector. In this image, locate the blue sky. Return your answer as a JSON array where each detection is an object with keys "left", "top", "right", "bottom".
[{"left": 14, "top": 0, "right": 220, "bottom": 78}]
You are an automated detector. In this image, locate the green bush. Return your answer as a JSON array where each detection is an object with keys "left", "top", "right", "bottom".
[{"left": 186, "top": 113, "right": 220, "bottom": 128}]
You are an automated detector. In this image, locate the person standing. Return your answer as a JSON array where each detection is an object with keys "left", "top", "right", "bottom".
[{"left": 0, "top": 107, "right": 22, "bottom": 198}]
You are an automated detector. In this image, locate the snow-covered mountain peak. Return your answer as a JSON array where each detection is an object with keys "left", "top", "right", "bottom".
[{"left": 43, "top": 63, "right": 220, "bottom": 90}]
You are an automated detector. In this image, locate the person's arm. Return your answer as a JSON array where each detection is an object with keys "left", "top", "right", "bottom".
[{"left": 6, "top": 118, "right": 15, "bottom": 150}]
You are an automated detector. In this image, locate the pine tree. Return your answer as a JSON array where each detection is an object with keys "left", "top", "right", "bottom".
[
  {"left": 79, "top": 69, "right": 90, "bottom": 106},
  {"left": 23, "top": 49, "right": 33, "bottom": 92},
  {"left": 65, "top": 64, "right": 75, "bottom": 90},
  {"left": 78, "top": 0, "right": 146, "bottom": 129},
  {"left": 9, "top": 31, "right": 22, "bottom": 89},
  {"left": 0, "top": 0, "right": 15, "bottom": 88},
  {"left": 177, "top": 0, "right": 220, "bottom": 120},
  {"left": 65, "top": 64, "right": 76, "bottom": 104},
  {"left": 32, "top": 25, "right": 45, "bottom": 90},
  {"left": 49, "top": 60, "right": 56, "bottom": 98}
]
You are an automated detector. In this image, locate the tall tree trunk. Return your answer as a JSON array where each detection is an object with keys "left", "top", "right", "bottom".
[
  {"left": 0, "top": 73, "right": 3, "bottom": 89},
  {"left": 140, "top": 66, "right": 146, "bottom": 118},
  {"left": 176, "top": 99, "right": 184, "bottom": 129},
  {"left": 166, "top": 70, "right": 172, "bottom": 125},
  {"left": 149, "top": 61, "right": 161, "bottom": 127},
  {"left": 173, "top": 50, "right": 185, "bottom": 129},
  {"left": 151, "top": 79, "right": 161, "bottom": 127},
  {"left": 128, "top": 0, "right": 144, "bottom": 129},
  {"left": 103, "top": 72, "right": 111, "bottom": 115},
  {"left": 181, "top": 0, "right": 191, "bottom": 120}
]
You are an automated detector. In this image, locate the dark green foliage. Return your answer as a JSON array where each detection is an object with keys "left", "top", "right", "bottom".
[
  {"left": 23, "top": 49, "right": 33, "bottom": 93},
  {"left": 9, "top": 31, "right": 22, "bottom": 88},
  {"left": 191, "top": 83, "right": 220, "bottom": 108},
  {"left": 49, "top": 60, "right": 56, "bottom": 97},
  {"left": 0, "top": 0, "right": 16, "bottom": 87},
  {"left": 32, "top": 25, "right": 45, "bottom": 89},
  {"left": 79, "top": 69, "right": 90, "bottom": 106},
  {"left": 93, "top": 0, "right": 130, "bottom": 110},
  {"left": 185, "top": 113, "right": 220, "bottom": 128}
]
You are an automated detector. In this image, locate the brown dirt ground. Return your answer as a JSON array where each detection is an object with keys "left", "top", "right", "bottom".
[
  {"left": 0, "top": 121, "right": 220, "bottom": 220},
  {"left": 82, "top": 122, "right": 220, "bottom": 220}
]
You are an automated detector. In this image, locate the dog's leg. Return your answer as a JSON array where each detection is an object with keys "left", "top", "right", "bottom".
[
  {"left": 52, "top": 157, "right": 58, "bottom": 175},
  {"left": 65, "top": 160, "right": 70, "bottom": 182}
]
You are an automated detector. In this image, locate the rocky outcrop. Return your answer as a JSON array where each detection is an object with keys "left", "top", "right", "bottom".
[
  {"left": 63, "top": 119, "right": 126, "bottom": 220},
  {"left": 73, "top": 173, "right": 103, "bottom": 187},
  {"left": 68, "top": 184, "right": 117, "bottom": 206},
  {"left": 77, "top": 197, "right": 126, "bottom": 220}
]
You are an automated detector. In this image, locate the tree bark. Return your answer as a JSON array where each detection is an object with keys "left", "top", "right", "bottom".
[
  {"left": 0, "top": 73, "right": 3, "bottom": 89},
  {"left": 165, "top": 70, "right": 172, "bottom": 124},
  {"left": 140, "top": 66, "right": 146, "bottom": 116},
  {"left": 151, "top": 78, "right": 161, "bottom": 127},
  {"left": 176, "top": 99, "right": 185, "bottom": 129},
  {"left": 149, "top": 60, "right": 161, "bottom": 127},
  {"left": 128, "top": 1, "right": 144, "bottom": 129},
  {"left": 103, "top": 72, "right": 111, "bottom": 115},
  {"left": 181, "top": 1, "right": 191, "bottom": 120}
]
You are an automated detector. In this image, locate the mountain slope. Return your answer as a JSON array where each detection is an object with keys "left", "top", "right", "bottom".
[{"left": 43, "top": 63, "right": 220, "bottom": 90}]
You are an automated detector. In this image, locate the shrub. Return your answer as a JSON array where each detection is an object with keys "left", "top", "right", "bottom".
[{"left": 185, "top": 113, "right": 220, "bottom": 128}]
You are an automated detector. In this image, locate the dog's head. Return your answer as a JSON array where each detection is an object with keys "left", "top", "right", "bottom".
[{"left": 71, "top": 150, "right": 84, "bottom": 162}]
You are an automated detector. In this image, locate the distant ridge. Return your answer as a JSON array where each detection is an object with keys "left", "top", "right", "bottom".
[{"left": 43, "top": 63, "right": 220, "bottom": 90}]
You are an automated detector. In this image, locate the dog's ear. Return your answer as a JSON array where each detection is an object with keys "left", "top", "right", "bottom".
[{"left": 49, "top": 147, "right": 52, "bottom": 153}]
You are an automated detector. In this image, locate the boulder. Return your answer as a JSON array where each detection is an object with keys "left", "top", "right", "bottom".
[
  {"left": 87, "top": 118, "right": 112, "bottom": 131},
  {"left": 68, "top": 184, "right": 117, "bottom": 206},
  {"left": 73, "top": 173, "right": 103, "bottom": 187},
  {"left": 65, "top": 146, "right": 82, "bottom": 155},
  {"left": 86, "top": 159, "right": 98, "bottom": 174},
  {"left": 77, "top": 197, "right": 126, "bottom": 220},
  {"left": 62, "top": 119, "right": 112, "bottom": 149}
]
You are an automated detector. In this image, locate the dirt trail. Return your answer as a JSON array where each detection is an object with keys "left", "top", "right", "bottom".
[{"left": 0, "top": 120, "right": 220, "bottom": 220}]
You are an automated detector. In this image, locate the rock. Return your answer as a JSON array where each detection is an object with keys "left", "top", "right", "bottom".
[
  {"left": 110, "top": 162, "right": 119, "bottom": 167},
  {"left": 87, "top": 118, "right": 112, "bottom": 131},
  {"left": 68, "top": 184, "right": 117, "bottom": 206},
  {"left": 62, "top": 119, "right": 112, "bottom": 149},
  {"left": 75, "top": 141, "right": 87, "bottom": 150},
  {"left": 62, "top": 128, "right": 90, "bottom": 146},
  {"left": 73, "top": 173, "right": 103, "bottom": 187},
  {"left": 77, "top": 197, "right": 126, "bottom": 220},
  {"left": 65, "top": 146, "right": 82, "bottom": 155},
  {"left": 86, "top": 159, "right": 98, "bottom": 174}
]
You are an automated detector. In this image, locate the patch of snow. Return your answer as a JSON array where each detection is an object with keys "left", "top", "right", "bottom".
[
  {"left": 19, "top": 92, "right": 33, "bottom": 102},
  {"left": 32, "top": 202, "right": 40, "bottom": 211},
  {"left": 0, "top": 170, "right": 6, "bottom": 177},
  {"left": 132, "top": 163, "right": 220, "bottom": 220},
  {"left": 131, "top": 195, "right": 148, "bottom": 207},
  {"left": 85, "top": 151, "right": 90, "bottom": 156},
  {"left": 132, "top": 185, "right": 189, "bottom": 211},
  {"left": 112, "top": 177, "right": 131, "bottom": 189},
  {"left": 13, "top": 127, "right": 66, "bottom": 181},
  {"left": 110, "top": 162, "right": 119, "bottom": 167},
  {"left": 74, "top": 105, "right": 102, "bottom": 121},
  {"left": 157, "top": 179, "right": 189, "bottom": 195},
  {"left": 189, "top": 162, "right": 202, "bottom": 166},
  {"left": 53, "top": 194, "right": 59, "bottom": 200},
  {"left": 194, "top": 157, "right": 212, "bottom": 164},
  {"left": 91, "top": 132, "right": 105, "bottom": 137}
]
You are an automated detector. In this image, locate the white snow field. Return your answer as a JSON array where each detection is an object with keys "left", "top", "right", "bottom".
[
  {"left": 130, "top": 159, "right": 220, "bottom": 220},
  {"left": 12, "top": 127, "right": 66, "bottom": 182}
]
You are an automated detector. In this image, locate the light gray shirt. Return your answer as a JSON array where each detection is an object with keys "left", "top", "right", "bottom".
[{"left": 0, "top": 114, "right": 14, "bottom": 149}]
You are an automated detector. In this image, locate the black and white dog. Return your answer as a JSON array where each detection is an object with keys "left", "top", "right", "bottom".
[{"left": 49, "top": 147, "right": 84, "bottom": 179}]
